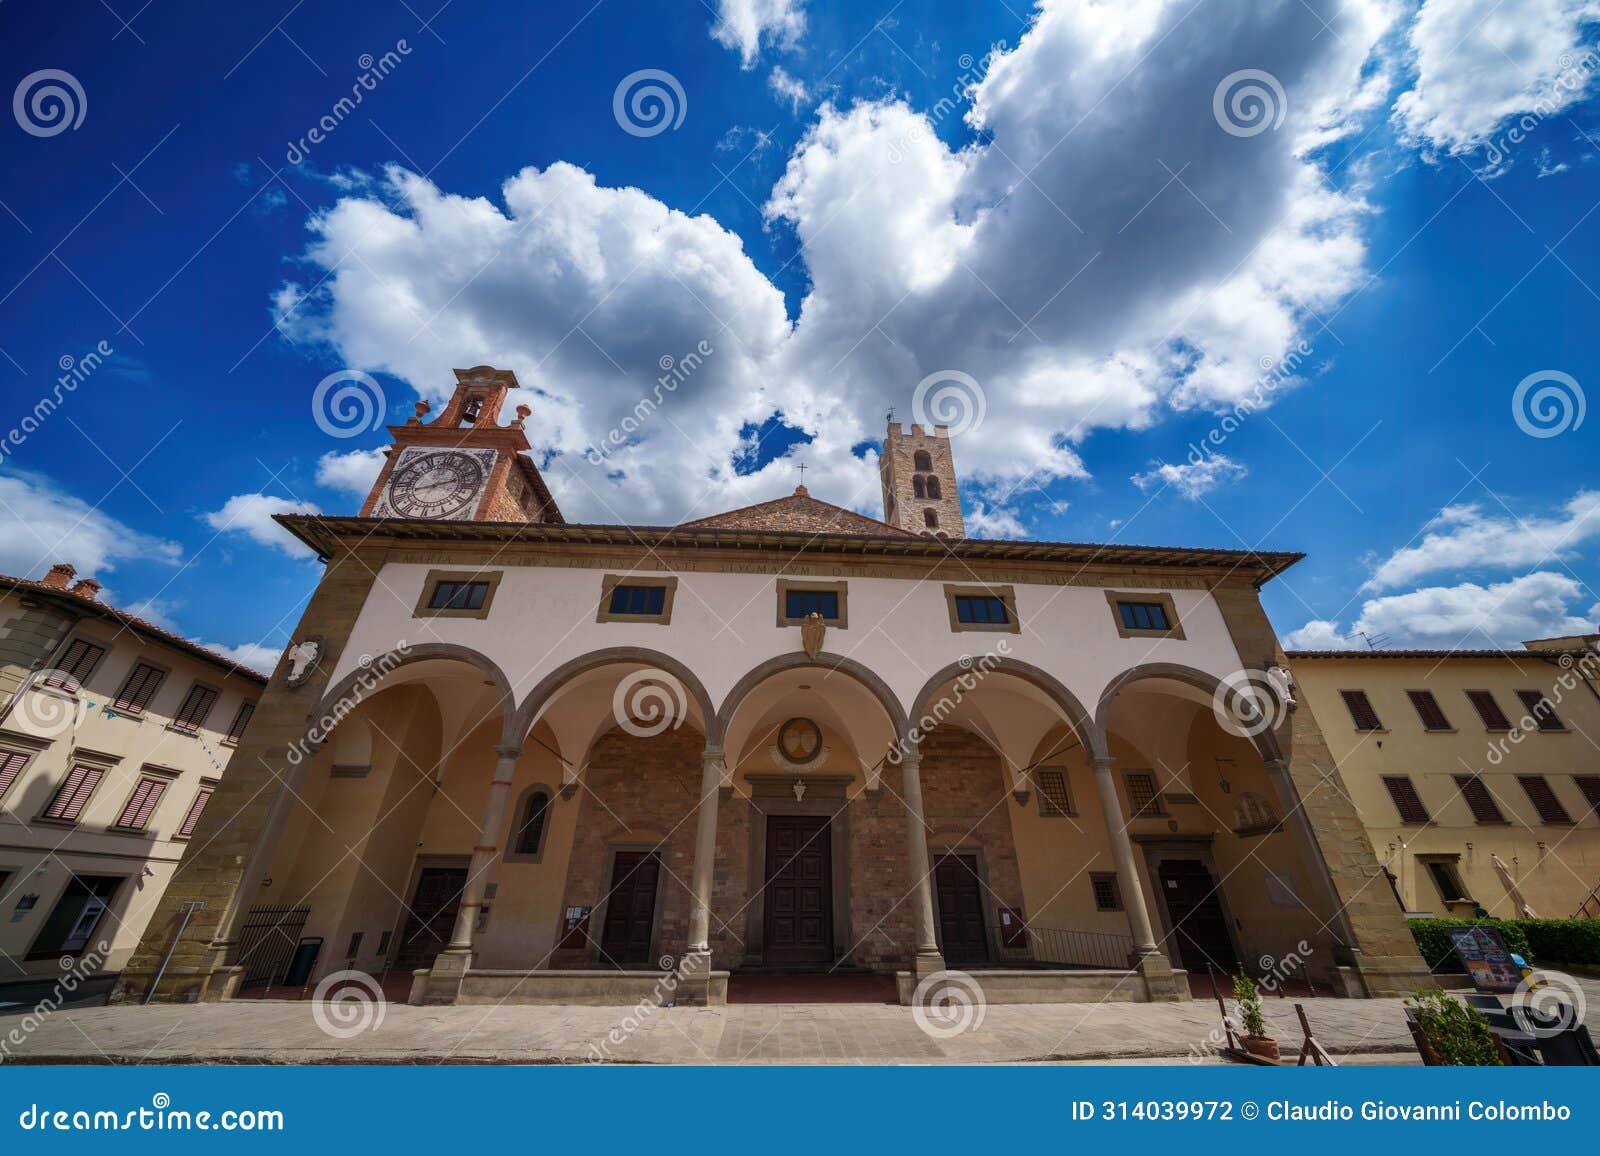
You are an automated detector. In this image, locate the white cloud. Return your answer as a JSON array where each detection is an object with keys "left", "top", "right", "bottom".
[
  {"left": 274, "top": 1, "right": 1397, "bottom": 527},
  {"left": 1367, "top": 491, "right": 1600, "bottom": 589},
  {"left": 0, "top": 470, "right": 181, "bottom": 581},
  {"left": 965, "top": 502, "right": 1029, "bottom": 539},
  {"left": 203, "top": 494, "right": 321, "bottom": 558},
  {"left": 194, "top": 639, "right": 282, "bottom": 676},
  {"left": 1284, "top": 571, "right": 1600, "bottom": 650},
  {"left": 316, "top": 447, "right": 387, "bottom": 501},
  {"left": 1393, "top": 0, "right": 1600, "bottom": 159},
  {"left": 768, "top": 65, "right": 810, "bottom": 113},
  {"left": 713, "top": 0, "right": 806, "bottom": 68},
  {"left": 1132, "top": 453, "right": 1248, "bottom": 500}
]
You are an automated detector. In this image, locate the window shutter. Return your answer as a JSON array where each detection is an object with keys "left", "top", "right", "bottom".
[
  {"left": 1465, "top": 690, "right": 1512, "bottom": 730},
  {"left": 1452, "top": 775, "right": 1506, "bottom": 824},
  {"left": 1381, "top": 775, "right": 1429, "bottom": 823},
  {"left": 46, "top": 764, "right": 104, "bottom": 821},
  {"left": 1515, "top": 690, "right": 1564, "bottom": 731},
  {"left": 1575, "top": 775, "right": 1600, "bottom": 817},
  {"left": 177, "top": 787, "right": 213, "bottom": 837},
  {"left": 225, "top": 701, "right": 255, "bottom": 743},
  {"left": 1517, "top": 775, "right": 1572, "bottom": 824},
  {"left": 116, "top": 777, "right": 168, "bottom": 830},
  {"left": 172, "top": 684, "right": 218, "bottom": 732},
  {"left": 1340, "top": 690, "right": 1383, "bottom": 730},
  {"left": 114, "top": 663, "right": 165, "bottom": 712},
  {"left": 45, "top": 639, "right": 106, "bottom": 688},
  {"left": 1406, "top": 690, "right": 1451, "bottom": 731},
  {"left": 0, "top": 750, "right": 27, "bottom": 801}
]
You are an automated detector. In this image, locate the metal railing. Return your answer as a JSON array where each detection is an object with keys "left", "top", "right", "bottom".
[{"left": 1024, "top": 925, "right": 1134, "bottom": 970}]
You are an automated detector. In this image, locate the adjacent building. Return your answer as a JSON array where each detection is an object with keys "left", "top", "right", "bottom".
[
  {"left": 118, "top": 366, "right": 1430, "bottom": 1007},
  {"left": 0, "top": 565, "right": 264, "bottom": 995},
  {"left": 1289, "top": 642, "right": 1600, "bottom": 922}
]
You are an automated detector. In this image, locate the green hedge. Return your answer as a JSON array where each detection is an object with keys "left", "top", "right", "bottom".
[{"left": 1408, "top": 918, "right": 1600, "bottom": 971}]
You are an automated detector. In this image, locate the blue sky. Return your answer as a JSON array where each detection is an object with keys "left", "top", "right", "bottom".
[{"left": 0, "top": 0, "right": 1597, "bottom": 670}]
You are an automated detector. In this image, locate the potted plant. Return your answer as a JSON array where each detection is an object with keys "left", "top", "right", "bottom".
[
  {"left": 1404, "top": 990, "right": 1503, "bottom": 1066},
  {"left": 1233, "top": 973, "right": 1279, "bottom": 1061}
]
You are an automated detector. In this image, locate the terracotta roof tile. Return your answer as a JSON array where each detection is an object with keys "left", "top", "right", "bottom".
[{"left": 679, "top": 486, "right": 916, "bottom": 537}]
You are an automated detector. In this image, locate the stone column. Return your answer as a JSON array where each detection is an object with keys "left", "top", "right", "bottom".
[
  {"left": 899, "top": 751, "right": 945, "bottom": 978},
  {"left": 677, "top": 746, "right": 726, "bottom": 1006},
  {"left": 424, "top": 744, "right": 521, "bottom": 1003},
  {"left": 1089, "top": 756, "right": 1164, "bottom": 963}
]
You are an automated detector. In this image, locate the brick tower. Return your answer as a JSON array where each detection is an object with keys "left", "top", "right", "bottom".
[
  {"left": 360, "top": 366, "right": 562, "bottom": 524},
  {"left": 879, "top": 421, "right": 964, "bottom": 536}
]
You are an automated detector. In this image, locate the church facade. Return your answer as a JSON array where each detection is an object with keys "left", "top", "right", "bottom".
[{"left": 117, "top": 367, "right": 1430, "bottom": 1007}]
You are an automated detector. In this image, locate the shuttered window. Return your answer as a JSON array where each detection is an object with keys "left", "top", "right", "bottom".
[
  {"left": 224, "top": 701, "right": 255, "bottom": 744},
  {"left": 1035, "top": 768, "right": 1075, "bottom": 816},
  {"left": 1466, "top": 690, "right": 1512, "bottom": 730},
  {"left": 170, "top": 683, "right": 219, "bottom": 733},
  {"left": 43, "top": 764, "right": 105, "bottom": 822},
  {"left": 1515, "top": 690, "right": 1565, "bottom": 732},
  {"left": 113, "top": 662, "right": 166, "bottom": 713},
  {"left": 114, "top": 776, "right": 169, "bottom": 831},
  {"left": 0, "top": 749, "right": 28, "bottom": 802},
  {"left": 1340, "top": 690, "right": 1383, "bottom": 730},
  {"left": 43, "top": 639, "right": 106, "bottom": 689},
  {"left": 1381, "top": 775, "right": 1430, "bottom": 824},
  {"left": 1407, "top": 690, "right": 1452, "bottom": 731},
  {"left": 1452, "top": 775, "right": 1506, "bottom": 824},
  {"left": 1090, "top": 872, "right": 1122, "bottom": 911},
  {"left": 1517, "top": 775, "right": 1572, "bottom": 824},
  {"left": 175, "top": 786, "right": 213, "bottom": 838},
  {"left": 1575, "top": 775, "right": 1600, "bottom": 818}
]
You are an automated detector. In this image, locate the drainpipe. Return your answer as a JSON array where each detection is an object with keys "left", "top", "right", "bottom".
[{"left": 145, "top": 900, "right": 204, "bottom": 1004}]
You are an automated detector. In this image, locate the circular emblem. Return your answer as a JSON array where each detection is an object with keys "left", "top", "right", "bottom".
[
  {"left": 777, "top": 717, "right": 823, "bottom": 765},
  {"left": 387, "top": 451, "right": 486, "bottom": 519}
]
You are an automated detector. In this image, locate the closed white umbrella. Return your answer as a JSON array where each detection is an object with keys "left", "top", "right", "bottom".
[{"left": 1492, "top": 853, "right": 1537, "bottom": 919}]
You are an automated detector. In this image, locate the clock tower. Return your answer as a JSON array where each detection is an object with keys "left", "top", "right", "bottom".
[{"left": 360, "top": 366, "right": 563, "bottom": 524}]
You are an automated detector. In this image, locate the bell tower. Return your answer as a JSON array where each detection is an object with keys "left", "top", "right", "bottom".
[
  {"left": 361, "top": 366, "right": 563, "bottom": 523},
  {"left": 880, "top": 421, "right": 964, "bottom": 537}
]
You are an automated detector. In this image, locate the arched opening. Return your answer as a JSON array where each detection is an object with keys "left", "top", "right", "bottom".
[
  {"left": 926, "top": 475, "right": 942, "bottom": 499},
  {"left": 924, "top": 508, "right": 939, "bottom": 529},
  {"left": 913, "top": 475, "right": 927, "bottom": 499},
  {"left": 913, "top": 449, "right": 933, "bottom": 471}
]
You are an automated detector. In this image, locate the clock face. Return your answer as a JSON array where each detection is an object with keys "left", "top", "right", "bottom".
[
  {"left": 384, "top": 450, "right": 489, "bottom": 520},
  {"left": 777, "top": 717, "right": 823, "bottom": 765}
]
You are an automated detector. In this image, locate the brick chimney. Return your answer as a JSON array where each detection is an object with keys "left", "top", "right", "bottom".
[
  {"left": 70, "top": 578, "right": 102, "bottom": 600},
  {"left": 41, "top": 563, "right": 76, "bottom": 590}
]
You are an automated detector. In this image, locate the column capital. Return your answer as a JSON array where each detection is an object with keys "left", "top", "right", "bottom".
[
  {"left": 1089, "top": 754, "right": 1116, "bottom": 772},
  {"left": 493, "top": 744, "right": 524, "bottom": 761},
  {"left": 700, "top": 744, "right": 725, "bottom": 760}
]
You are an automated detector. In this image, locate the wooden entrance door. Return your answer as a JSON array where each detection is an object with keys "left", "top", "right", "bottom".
[
  {"left": 763, "top": 816, "right": 833, "bottom": 965},
  {"left": 599, "top": 852, "right": 661, "bottom": 966},
  {"left": 1157, "top": 858, "right": 1237, "bottom": 973},
  {"left": 394, "top": 866, "right": 467, "bottom": 972},
  {"left": 934, "top": 853, "right": 990, "bottom": 964}
]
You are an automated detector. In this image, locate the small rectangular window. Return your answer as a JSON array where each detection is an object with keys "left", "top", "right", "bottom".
[
  {"left": 43, "top": 764, "right": 105, "bottom": 823},
  {"left": 1453, "top": 775, "right": 1506, "bottom": 824},
  {"left": 609, "top": 584, "right": 667, "bottom": 616},
  {"left": 1035, "top": 768, "right": 1074, "bottom": 816},
  {"left": 1425, "top": 860, "right": 1470, "bottom": 903},
  {"left": 346, "top": 931, "right": 364, "bottom": 958},
  {"left": 429, "top": 580, "right": 490, "bottom": 611},
  {"left": 1517, "top": 775, "right": 1572, "bottom": 824},
  {"left": 955, "top": 595, "right": 1009, "bottom": 625},
  {"left": 1381, "top": 775, "right": 1430, "bottom": 824},
  {"left": 44, "top": 639, "right": 106, "bottom": 689},
  {"left": 1575, "top": 774, "right": 1600, "bottom": 818},
  {"left": 1123, "top": 771, "right": 1163, "bottom": 817},
  {"left": 224, "top": 701, "right": 255, "bottom": 745},
  {"left": 1515, "top": 690, "right": 1565, "bottom": 731},
  {"left": 376, "top": 930, "right": 393, "bottom": 957},
  {"left": 171, "top": 683, "right": 219, "bottom": 734},
  {"left": 1340, "top": 690, "right": 1383, "bottom": 731},
  {"left": 114, "top": 776, "right": 169, "bottom": 832},
  {"left": 113, "top": 661, "right": 166, "bottom": 714},
  {"left": 1406, "top": 690, "right": 1452, "bottom": 731},
  {"left": 1117, "top": 601, "right": 1171, "bottom": 632},
  {"left": 175, "top": 786, "right": 214, "bottom": 839},
  {"left": 784, "top": 588, "right": 840, "bottom": 621},
  {"left": 1466, "top": 690, "right": 1512, "bottom": 730},
  {"left": 1090, "top": 872, "right": 1123, "bottom": 911}
]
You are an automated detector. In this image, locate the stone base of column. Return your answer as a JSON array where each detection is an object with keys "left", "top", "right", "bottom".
[
  {"left": 673, "top": 950, "right": 724, "bottom": 1007},
  {"left": 911, "top": 950, "right": 947, "bottom": 982},
  {"left": 419, "top": 948, "right": 472, "bottom": 1005},
  {"left": 1133, "top": 952, "right": 1189, "bottom": 1002}
]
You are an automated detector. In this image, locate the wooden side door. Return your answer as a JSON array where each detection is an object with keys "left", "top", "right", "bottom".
[
  {"left": 599, "top": 851, "right": 661, "bottom": 966},
  {"left": 763, "top": 816, "right": 833, "bottom": 965},
  {"left": 934, "top": 853, "right": 990, "bottom": 965},
  {"left": 1158, "top": 858, "right": 1238, "bottom": 974},
  {"left": 394, "top": 866, "right": 467, "bottom": 972}
]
